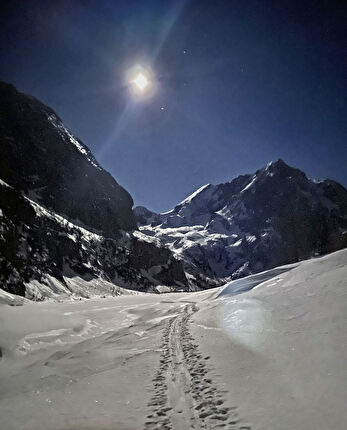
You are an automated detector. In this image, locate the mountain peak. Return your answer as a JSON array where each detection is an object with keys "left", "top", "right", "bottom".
[
  {"left": 178, "top": 183, "right": 212, "bottom": 206},
  {"left": 266, "top": 158, "right": 292, "bottom": 170},
  {"left": 0, "top": 81, "right": 16, "bottom": 93},
  {"left": 267, "top": 158, "right": 288, "bottom": 168},
  {"left": 0, "top": 81, "right": 136, "bottom": 236},
  {"left": 135, "top": 158, "right": 347, "bottom": 284},
  {"left": 264, "top": 158, "right": 306, "bottom": 180}
]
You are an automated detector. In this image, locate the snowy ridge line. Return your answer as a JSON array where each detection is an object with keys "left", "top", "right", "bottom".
[
  {"left": 24, "top": 194, "right": 104, "bottom": 242},
  {"left": 22, "top": 274, "right": 140, "bottom": 305},
  {"left": 47, "top": 114, "right": 101, "bottom": 170},
  {"left": 133, "top": 230, "right": 161, "bottom": 246},
  {"left": 178, "top": 183, "right": 211, "bottom": 206},
  {"left": 0, "top": 179, "right": 12, "bottom": 189},
  {"left": 240, "top": 175, "right": 257, "bottom": 193},
  {"left": 135, "top": 159, "right": 347, "bottom": 285},
  {"left": 217, "top": 262, "right": 299, "bottom": 298}
]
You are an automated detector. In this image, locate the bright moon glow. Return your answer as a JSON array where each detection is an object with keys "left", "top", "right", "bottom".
[
  {"left": 126, "top": 65, "right": 154, "bottom": 97},
  {"left": 133, "top": 73, "right": 149, "bottom": 91}
]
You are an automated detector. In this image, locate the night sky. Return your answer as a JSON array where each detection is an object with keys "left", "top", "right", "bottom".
[{"left": 1, "top": 0, "right": 346, "bottom": 212}]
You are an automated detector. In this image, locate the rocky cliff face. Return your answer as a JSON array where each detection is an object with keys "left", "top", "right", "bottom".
[
  {"left": 1, "top": 82, "right": 346, "bottom": 298},
  {"left": 0, "top": 82, "right": 189, "bottom": 299},
  {"left": 135, "top": 159, "right": 347, "bottom": 287},
  {"left": 0, "top": 81, "right": 135, "bottom": 237}
]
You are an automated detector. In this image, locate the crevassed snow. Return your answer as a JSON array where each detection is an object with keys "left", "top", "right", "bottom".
[{"left": 133, "top": 229, "right": 161, "bottom": 246}]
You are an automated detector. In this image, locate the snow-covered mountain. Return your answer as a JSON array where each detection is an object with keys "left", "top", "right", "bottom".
[
  {"left": 1, "top": 82, "right": 346, "bottom": 298},
  {"left": 135, "top": 159, "right": 347, "bottom": 287},
  {"left": 0, "top": 82, "right": 189, "bottom": 298},
  {"left": 0, "top": 81, "right": 135, "bottom": 237}
]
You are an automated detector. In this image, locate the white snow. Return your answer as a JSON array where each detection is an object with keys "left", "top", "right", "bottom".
[
  {"left": 0, "top": 289, "right": 29, "bottom": 306},
  {"left": 0, "top": 249, "right": 346, "bottom": 429},
  {"left": 26, "top": 196, "right": 103, "bottom": 243},
  {"left": 133, "top": 229, "right": 161, "bottom": 246},
  {"left": 0, "top": 179, "right": 12, "bottom": 188},
  {"left": 178, "top": 183, "right": 211, "bottom": 206},
  {"left": 22, "top": 274, "right": 138, "bottom": 302},
  {"left": 137, "top": 178, "right": 267, "bottom": 279},
  {"left": 47, "top": 114, "right": 101, "bottom": 170},
  {"left": 241, "top": 174, "right": 257, "bottom": 192}
]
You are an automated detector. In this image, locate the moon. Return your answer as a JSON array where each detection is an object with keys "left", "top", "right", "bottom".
[
  {"left": 133, "top": 73, "right": 149, "bottom": 91},
  {"left": 126, "top": 65, "right": 154, "bottom": 97}
]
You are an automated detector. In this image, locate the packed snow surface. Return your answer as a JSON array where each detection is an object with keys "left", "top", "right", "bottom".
[{"left": 0, "top": 249, "right": 346, "bottom": 429}]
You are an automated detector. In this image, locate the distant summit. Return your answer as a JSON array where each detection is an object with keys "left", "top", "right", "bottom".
[
  {"left": 1, "top": 82, "right": 346, "bottom": 297},
  {"left": 135, "top": 159, "right": 347, "bottom": 287}
]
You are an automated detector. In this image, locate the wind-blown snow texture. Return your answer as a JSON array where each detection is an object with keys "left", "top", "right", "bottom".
[
  {"left": 135, "top": 159, "right": 347, "bottom": 287},
  {"left": 0, "top": 82, "right": 189, "bottom": 298},
  {"left": 0, "top": 249, "right": 346, "bottom": 429}
]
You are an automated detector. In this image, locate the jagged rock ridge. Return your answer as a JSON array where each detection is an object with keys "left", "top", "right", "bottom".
[
  {"left": 135, "top": 159, "right": 347, "bottom": 287},
  {"left": 0, "top": 82, "right": 189, "bottom": 299},
  {"left": 0, "top": 81, "right": 135, "bottom": 237}
]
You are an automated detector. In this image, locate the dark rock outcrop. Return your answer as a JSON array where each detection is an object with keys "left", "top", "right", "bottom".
[
  {"left": 0, "top": 81, "right": 135, "bottom": 237},
  {"left": 0, "top": 177, "right": 189, "bottom": 298},
  {"left": 1, "top": 81, "right": 346, "bottom": 297},
  {"left": 135, "top": 159, "right": 347, "bottom": 286},
  {"left": 0, "top": 82, "right": 190, "bottom": 299}
]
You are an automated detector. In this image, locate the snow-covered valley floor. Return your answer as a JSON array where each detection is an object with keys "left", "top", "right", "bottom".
[{"left": 0, "top": 249, "right": 346, "bottom": 430}]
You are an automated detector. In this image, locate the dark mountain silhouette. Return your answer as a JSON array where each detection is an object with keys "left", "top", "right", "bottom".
[
  {"left": 135, "top": 159, "right": 347, "bottom": 287},
  {"left": 0, "top": 82, "right": 189, "bottom": 298}
]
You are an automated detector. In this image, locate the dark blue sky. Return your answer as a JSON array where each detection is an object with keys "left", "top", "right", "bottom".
[{"left": 1, "top": 0, "right": 346, "bottom": 212}]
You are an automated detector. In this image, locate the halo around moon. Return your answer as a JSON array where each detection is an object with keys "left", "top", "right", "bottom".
[
  {"left": 126, "top": 64, "right": 154, "bottom": 97},
  {"left": 133, "top": 73, "right": 149, "bottom": 91}
]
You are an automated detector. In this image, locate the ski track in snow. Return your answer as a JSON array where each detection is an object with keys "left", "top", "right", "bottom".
[
  {"left": 1, "top": 249, "right": 347, "bottom": 430},
  {"left": 145, "top": 303, "right": 251, "bottom": 430}
]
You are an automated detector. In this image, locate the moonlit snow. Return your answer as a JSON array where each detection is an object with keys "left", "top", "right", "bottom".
[
  {"left": 0, "top": 249, "right": 346, "bottom": 429},
  {"left": 135, "top": 159, "right": 347, "bottom": 287}
]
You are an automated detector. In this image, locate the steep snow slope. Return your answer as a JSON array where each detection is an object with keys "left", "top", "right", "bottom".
[
  {"left": 135, "top": 159, "right": 347, "bottom": 286},
  {"left": 0, "top": 179, "right": 189, "bottom": 298},
  {"left": 192, "top": 248, "right": 347, "bottom": 430},
  {"left": 0, "top": 81, "right": 135, "bottom": 236},
  {"left": 0, "top": 82, "right": 190, "bottom": 297},
  {"left": 0, "top": 249, "right": 346, "bottom": 430}
]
